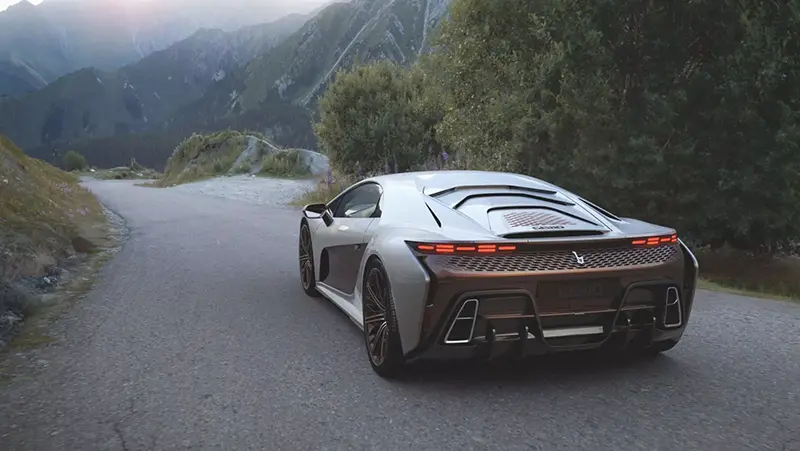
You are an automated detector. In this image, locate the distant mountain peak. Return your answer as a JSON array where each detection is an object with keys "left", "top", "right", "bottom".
[
  {"left": 0, "top": 0, "right": 327, "bottom": 98},
  {"left": 6, "top": 0, "right": 36, "bottom": 12}
]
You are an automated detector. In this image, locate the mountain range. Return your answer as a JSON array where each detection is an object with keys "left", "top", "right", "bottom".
[
  {"left": 0, "top": 0, "right": 452, "bottom": 170},
  {"left": 0, "top": 0, "right": 331, "bottom": 97}
]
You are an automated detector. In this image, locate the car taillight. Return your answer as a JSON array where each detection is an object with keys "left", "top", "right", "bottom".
[
  {"left": 632, "top": 234, "right": 677, "bottom": 246},
  {"left": 409, "top": 242, "right": 517, "bottom": 254}
]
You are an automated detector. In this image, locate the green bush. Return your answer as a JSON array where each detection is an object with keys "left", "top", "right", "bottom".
[
  {"left": 260, "top": 150, "right": 311, "bottom": 178},
  {"left": 63, "top": 150, "right": 88, "bottom": 172},
  {"left": 314, "top": 61, "right": 444, "bottom": 177},
  {"left": 234, "top": 163, "right": 251, "bottom": 174}
]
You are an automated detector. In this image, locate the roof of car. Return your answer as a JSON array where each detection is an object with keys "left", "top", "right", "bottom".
[{"left": 366, "top": 170, "right": 560, "bottom": 195}]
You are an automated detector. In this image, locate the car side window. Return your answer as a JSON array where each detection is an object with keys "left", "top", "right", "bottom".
[{"left": 332, "top": 183, "right": 382, "bottom": 219}]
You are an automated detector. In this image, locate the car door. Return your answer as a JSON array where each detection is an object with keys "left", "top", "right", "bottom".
[{"left": 317, "top": 182, "right": 383, "bottom": 295}]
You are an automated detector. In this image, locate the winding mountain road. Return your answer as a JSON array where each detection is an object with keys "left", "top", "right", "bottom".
[{"left": 1, "top": 178, "right": 798, "bottom": 451}]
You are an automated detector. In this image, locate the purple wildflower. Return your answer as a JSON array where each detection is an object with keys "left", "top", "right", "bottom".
[{"left": 326, "top": 167, "right": 333, "bottom": 188}]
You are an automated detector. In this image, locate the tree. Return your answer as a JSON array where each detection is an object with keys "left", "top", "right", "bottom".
[
  {"left": 314, "top": 61, "right": 443, "bottom": 177},
  {"left": 62, "top": 150, "right": 88, "bottom": 172},
  {"left": 429, "top": 0, "right": 800, "bottom": 252}
]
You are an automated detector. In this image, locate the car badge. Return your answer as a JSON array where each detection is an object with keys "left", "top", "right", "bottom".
[{"left": 572, "top": 251, "right": 585, "bottom": 265}]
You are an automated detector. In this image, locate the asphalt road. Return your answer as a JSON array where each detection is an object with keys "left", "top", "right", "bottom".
[{"left": 1, "top": 179, "right": 799, "bottom": 451}]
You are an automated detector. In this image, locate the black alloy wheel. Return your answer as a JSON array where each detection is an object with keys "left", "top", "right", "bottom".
[
  {"left": 299, "top": 222, "right": 320, "bottom": 297},
  {"left": 363, "top": 262, "right": 404, "bottom": 378}
]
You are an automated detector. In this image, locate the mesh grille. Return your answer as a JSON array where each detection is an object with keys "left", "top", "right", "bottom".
[
  {"left": 441, "top": 245, "right": 679, "bottom": 273},
  {"left": 504, "top": 211, "right": 574, "bottom": 228}
]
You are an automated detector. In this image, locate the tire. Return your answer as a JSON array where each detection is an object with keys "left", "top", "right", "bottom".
[
  {"left": 362, "top": 260, "right": 405, "bottom": 378},
  {"left": 298, "top": 221, "right": 321, "bottom": 297}
]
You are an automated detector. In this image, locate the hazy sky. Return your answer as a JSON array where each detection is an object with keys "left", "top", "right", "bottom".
[{"left": 0, "top": 0, "right": 329, "bottom": 13}]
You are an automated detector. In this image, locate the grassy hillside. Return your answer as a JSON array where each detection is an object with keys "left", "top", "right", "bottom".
[
  {"left": 0, "top": 135, "right": 110, "bottom": 345},
  {"left": 0, "top": 136, "right": 106, "bottom": 279},
  {"left": 157, "top": 131, "right": 251, "bottom": 186},
  {"left": 157, "top": 130, "right": 321, "bottom": 186}
]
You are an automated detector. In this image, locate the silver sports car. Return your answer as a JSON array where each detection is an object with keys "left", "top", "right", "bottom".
[{"left": 298, "top": 170, "right": 699, "bottom": 378}]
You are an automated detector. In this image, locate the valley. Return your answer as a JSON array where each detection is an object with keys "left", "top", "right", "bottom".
[
  {"left": 0, "top": 0, "right": 451, "bottom": 172},
  {"left": 0, "top": 0, "right": 330, "bottom": 97}
]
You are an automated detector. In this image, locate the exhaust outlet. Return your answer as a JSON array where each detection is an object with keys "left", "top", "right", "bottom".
[
  {"left": 444, "top": 298, "right": 479, "bottom": 344},
  {"left": 663, "top": 287, "right": 683, "bottom": 328}
]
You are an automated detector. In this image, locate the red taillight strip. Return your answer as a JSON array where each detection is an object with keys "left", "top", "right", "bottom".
[
  {"left": 412, "top": 234, "right": 677, "bottom": 255},
  {"left": 632, "top": 234, "right": 677, "bottom": 246},
  {"left": 412, "top": 242, "right": 517, "bottom": 254}
]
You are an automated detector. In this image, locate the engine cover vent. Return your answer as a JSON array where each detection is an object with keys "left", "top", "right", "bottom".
[
  {"left": 487, "top": 207, "right": 609, "bottom": 237},
  {"left": 504, "top": 211, "right": 575, "bottom": 229}
]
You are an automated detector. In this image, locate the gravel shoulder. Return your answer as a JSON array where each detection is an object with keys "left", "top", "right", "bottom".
[{"left": 165, "top": 174, "right": 317, "bottom": 208}]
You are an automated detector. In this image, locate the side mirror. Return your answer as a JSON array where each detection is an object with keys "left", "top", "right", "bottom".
[{"left": 303, "top": 203, "right": 334, "bottom": 226}]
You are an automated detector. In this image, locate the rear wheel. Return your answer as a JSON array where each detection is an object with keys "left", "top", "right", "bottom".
[
  {"left": 298, "top": 221, "right": 321, "bottom": 297},
  {"left": 362, "top": 261, "right": 405, "bottom": 378}
]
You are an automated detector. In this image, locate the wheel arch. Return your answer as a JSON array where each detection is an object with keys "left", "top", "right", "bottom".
[{"left": 359, "top": 231, "right": 432, "bottom": 355}]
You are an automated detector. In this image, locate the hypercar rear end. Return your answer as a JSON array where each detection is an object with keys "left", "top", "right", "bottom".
[{"left": 403, "top": 234, "right": 698, "bottom": 362}]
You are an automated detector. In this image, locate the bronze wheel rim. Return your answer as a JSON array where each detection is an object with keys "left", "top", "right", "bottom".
[
  {"left": 364, "top": 268, "right": 389, "bottom": 366},
  {"left": 299, "top": 224, "right": 313, "bottom": 290}
]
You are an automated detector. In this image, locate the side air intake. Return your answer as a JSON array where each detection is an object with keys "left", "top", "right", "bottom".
[
  {"left": 444, "top": 299, "right": 479, "bottom": 344},
  {"left": 663, "top": 287, "right": 683, "bottom": 328}
]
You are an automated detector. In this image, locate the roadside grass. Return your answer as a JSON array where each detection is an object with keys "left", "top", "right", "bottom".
[
  {"left": 155, "top": 131, "right": 248, "bottom": 187},
  {"left": 695, "top": 248, "right": 800, "bottom": 303},
  {"left": 259, "top": 150, "right": 313, "bottom": 179},
  {"left": 290, "top": 171, "right": 354, "bottom": 206},
  {"left": 695, "top": 279, "right": 795, "bottom": 302},
  {"left": 233, "top": 163, "right": 251, "bottom": 175},
  {"left": 0, "top": 136, "right": 107, "bottom": 278}
]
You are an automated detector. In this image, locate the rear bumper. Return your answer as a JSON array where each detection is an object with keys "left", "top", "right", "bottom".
[
  {"left": 404, "top": 242, "right": 697, "bottom": 362},
  {"left": 407, "top": 285, "right": 689, "bottom": 362}
]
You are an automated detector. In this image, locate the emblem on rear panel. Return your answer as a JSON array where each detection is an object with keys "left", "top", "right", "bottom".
[{"left": 572, "top": 251, "right": 585, "bottom": 265}]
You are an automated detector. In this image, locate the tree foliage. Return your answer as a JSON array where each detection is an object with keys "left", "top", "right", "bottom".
[
  {"left": 434, "top": 0, "right": 800, "bottom": 252},
  {"left": 314, "top": 61, "right": 444, "bottom": 177},
  {"left": 62, "top": 150, "right": 88, "bottom": 172},
  {"left": 314, "top": 0, "right": 800, "bottom": 252}
]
